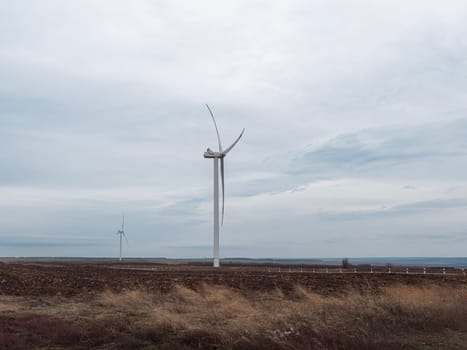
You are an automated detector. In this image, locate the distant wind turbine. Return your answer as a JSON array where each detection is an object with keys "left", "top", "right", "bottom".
[
  {"left": 116, "top": 214, "right": 127, "bottom": 262},
  {"left": 203, "top": 104, "right": 245, "bottom": 268}
]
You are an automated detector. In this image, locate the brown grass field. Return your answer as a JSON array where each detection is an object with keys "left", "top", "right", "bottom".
[{"left": 1, "top": 259, "right": 466, "bottom": 349}]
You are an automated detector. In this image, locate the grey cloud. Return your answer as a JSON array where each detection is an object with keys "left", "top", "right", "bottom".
[
  {"left": 316, "top": 197, "right": 467, "bottom": 222},
  {"left": 291, "top": 119, "right": 467, "bottom": 181},
  {"left": 0, "top": 235, "right": 109, "bottom": 248},
  {"left": 155, "top": 197, "right": 207, "bottom": 218},
  {"left": 1, "top": 241, "right": 99, "bottom": 248},
  {"left": 396, "top": 198, "right": 467, "bottom": 211},
  {"left": 231, "top": 119, "right": 467, "bottom": 198}
]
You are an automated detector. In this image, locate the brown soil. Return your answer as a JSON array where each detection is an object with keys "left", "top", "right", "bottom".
[{"left": 0, "top": 260, "right": 465, "bottom": 297}]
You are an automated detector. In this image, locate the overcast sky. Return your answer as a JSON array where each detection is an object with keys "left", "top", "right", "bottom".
[{"left": 1, "top": 1, "right": 467, "bottom": 258}]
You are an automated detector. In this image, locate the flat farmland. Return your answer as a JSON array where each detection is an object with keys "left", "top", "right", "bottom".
[
  {"left": 1, "top": 260, "right": 467, "bottom": 349},
  {"left": 0, "top": 260, "right": 466, "bottom": 297}
]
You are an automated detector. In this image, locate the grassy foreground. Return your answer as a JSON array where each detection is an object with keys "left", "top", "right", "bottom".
[{"left": 1, "top": 284, "right": 467, "bottom": 349}]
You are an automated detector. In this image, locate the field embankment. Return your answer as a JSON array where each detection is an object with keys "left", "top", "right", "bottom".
[{"left": 1, "top": 284, "right": 467, "bottom": 349}]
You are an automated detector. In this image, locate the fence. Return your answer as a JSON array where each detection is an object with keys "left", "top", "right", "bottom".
[{"left": 266, "top": 266, "right": 467, "bottom": 276}]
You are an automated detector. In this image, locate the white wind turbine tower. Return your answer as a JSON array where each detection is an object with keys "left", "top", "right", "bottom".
[
  {"left": 204, "top": 104, "right": 245, "bottom": 268},
  {"left": 116, "top": 214, "right": 127, "bottom": 262}
]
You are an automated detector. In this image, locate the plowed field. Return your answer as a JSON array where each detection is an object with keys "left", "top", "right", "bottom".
[{"left": 0, "top": 260, "right": 465, "bottom": 297}]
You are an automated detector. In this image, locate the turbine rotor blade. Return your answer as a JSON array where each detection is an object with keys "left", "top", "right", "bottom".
[
  {"left": 220, "top": 157, "right": 225, "bottom": 225},
  {"left": 223, "top": 128, "right": 245, "bottom": 155},
  {"left": 206, "top": 104, "right": 223, "bottom": 152},
  {"left": 123, "top": 232, "right": 129, "bottom": 245}
]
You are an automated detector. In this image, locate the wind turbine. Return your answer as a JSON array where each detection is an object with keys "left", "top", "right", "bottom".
[
  {"left": 116, "top": 214, "right": 127, "bottom": 262},
  {"left": 203, "top": 104, "right": 245, "bottom": 268}
]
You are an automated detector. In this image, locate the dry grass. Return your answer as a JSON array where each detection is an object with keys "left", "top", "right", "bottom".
[{"left": 1, "top": 284, "right": 467, "bottom": 349}]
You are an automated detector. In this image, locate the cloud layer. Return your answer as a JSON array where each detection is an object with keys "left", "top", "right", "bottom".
[{"left": 1, "top": 1, "right": 467, "bottom": 258}]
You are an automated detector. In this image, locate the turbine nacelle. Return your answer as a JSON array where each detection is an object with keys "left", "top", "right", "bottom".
[{"left": 204, "top": 148, "right": 223, "bottom": 158}]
